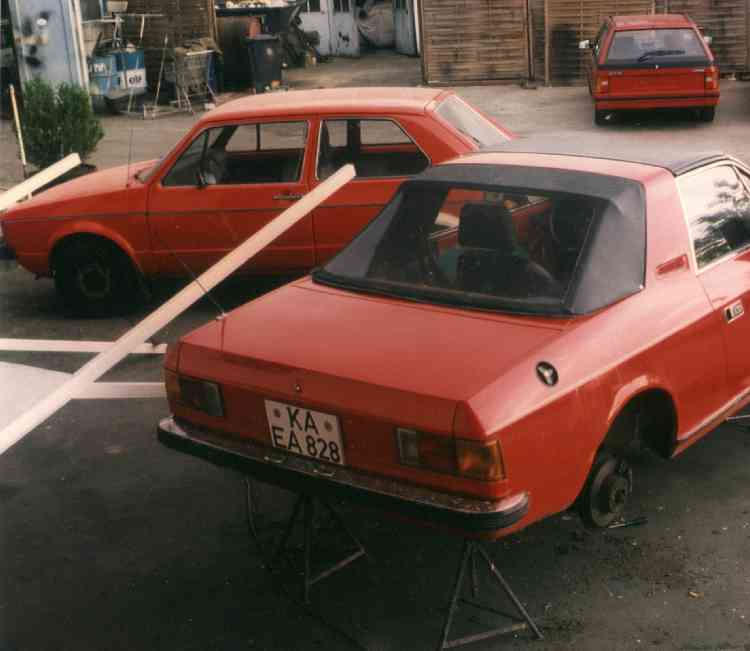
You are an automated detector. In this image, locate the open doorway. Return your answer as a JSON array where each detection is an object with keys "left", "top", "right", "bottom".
[{"left": 298, "top": 0, "right": 419, "bottom": 59}]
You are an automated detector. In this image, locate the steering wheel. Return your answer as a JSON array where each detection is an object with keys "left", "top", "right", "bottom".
[{"left": 200, "top": 149, "right": 226, "bottom": 186}]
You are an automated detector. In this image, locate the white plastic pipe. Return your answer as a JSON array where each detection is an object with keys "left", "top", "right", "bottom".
[
  {"left": 0, "top": 154, "right": 81, "bottom": 213},
  {"left": 0, "top": 339, "right": 166, "bottom": 354},
  {"left": 0, "top": 164, "right": 355, "bottom": 456}
]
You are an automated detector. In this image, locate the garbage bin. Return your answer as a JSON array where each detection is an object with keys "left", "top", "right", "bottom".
[{"left": 246, "top": 35, "right": 282, "bottom": 93}]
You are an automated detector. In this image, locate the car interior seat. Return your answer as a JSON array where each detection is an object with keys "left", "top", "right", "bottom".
[{"left": 456, "top": 203, "right": 522, "bottom": 293}]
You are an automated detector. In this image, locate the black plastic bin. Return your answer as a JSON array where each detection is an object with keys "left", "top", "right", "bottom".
[{"left": 246, "top": 35, "right": 282, "bottom": 93}]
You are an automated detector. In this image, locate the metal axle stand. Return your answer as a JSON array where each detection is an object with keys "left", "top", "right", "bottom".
[
  {"left": 439, "top": 539, "right": 544, "bottom": 650},
  {"left": 244, "top": 480, "right": 366, "bottom": 604}
]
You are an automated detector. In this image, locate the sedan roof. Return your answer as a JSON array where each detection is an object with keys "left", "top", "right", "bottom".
[{"left": 204, "top": 87, "right": 448, "bottom": 123}]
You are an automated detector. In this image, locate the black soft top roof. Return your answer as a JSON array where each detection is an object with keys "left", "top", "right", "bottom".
[{"left": 474, "top": 136, "right": 727, "bottom": 176}]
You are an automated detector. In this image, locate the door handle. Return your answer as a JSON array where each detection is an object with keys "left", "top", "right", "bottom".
[{"left": 273, "top": 193, "right": 303, "bottom": 201}]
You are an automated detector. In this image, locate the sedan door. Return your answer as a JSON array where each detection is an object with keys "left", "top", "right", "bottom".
[
  {"left": 310, "top": 116, "right": 430, "bottom": 265},
  {"left": 147, "top": 119, "right": 313, "bottom": 276}
]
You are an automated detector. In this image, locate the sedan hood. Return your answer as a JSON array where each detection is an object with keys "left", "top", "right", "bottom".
[
  {"left": 2, "top": 159, "right": 156, "bottom": 220},
  {"left": 178, "top": 279, "right": 566, "bottom": 437}
]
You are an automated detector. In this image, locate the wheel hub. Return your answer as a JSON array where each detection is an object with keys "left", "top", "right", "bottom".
[{"left": 76, "top": 262, "right": 111, "bottom": 300}]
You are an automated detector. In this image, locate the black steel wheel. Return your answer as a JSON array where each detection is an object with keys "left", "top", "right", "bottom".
[
  {"left": 53, "top": 237, "right": 141, "bottom": 317},
  {"left": 577, "top": 452, "right": 632, "bottom": 528}
]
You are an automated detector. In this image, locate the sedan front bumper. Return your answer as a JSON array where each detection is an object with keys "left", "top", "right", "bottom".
[{"left": 157, "top": 416, "right": 529, "bottom": 535}]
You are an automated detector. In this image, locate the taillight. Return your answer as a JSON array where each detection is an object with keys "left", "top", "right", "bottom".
[
  {"left": 595, "top": 73, "right": 610, "bottom": 94},
  {"left": 164, "top": 369, "right": 181, "bottom": 406},
  {"left": 396, "top": 428, "right": 506, "bottom": 481},
  {"left": 164, "top": 370, "right": 225, "bottom": 418},
  {"left": 705, "top": 66, "right": 719, "bottom": 91}
]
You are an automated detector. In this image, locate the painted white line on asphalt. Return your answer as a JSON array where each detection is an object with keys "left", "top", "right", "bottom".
[
  {"left": 0, "top": 164, "right": 355, "bottom": 456},
  {"left": 0, "top": 339, "right": 167, "bottom": 354},
  {"left": 76, "top": 382, "right": 166, "bottom": 400}
]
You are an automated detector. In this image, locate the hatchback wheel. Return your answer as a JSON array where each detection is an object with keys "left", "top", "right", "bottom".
[
  {"left": 594, "top": 109, "right": 609, "bottom": 126},
  {"left": 54, "top": 238, "right": 141, "bottom": 316},
  {"left": 576, "top": 452, "right": 633, "bottom": 528}
]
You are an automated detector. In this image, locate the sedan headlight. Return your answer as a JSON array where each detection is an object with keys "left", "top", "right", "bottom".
[{"left": 396, "top": 428, "right": 505, "bottom": 481}]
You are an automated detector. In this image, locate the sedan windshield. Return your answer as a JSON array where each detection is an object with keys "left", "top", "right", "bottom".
[
  {"left": 606, "top": 28, "right": 707, "bottom": 65},
  {"left": 315, "top": 183, "right": 602, "bottom": 315}
]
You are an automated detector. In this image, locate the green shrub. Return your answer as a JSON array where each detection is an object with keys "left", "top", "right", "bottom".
[{"left": 20, "top": 78, "right": 104, "bottom": 170}]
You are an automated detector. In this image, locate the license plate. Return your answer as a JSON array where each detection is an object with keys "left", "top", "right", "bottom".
[{"left": 265, "top": 400, "right": 345, "bottom": 465}]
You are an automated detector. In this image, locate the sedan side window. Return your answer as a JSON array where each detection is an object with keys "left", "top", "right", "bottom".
[
  {"left": 317, "top": 118, "right": 429, "bottom": 180},
  {"left": 679, "top": 166, "right": 750, "bottom": 269},
  {"left": 162, "top": 122, "right": 308, "bottom": 187}
]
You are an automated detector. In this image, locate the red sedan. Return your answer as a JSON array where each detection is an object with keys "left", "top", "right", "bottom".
[
  {"left": 580, "top": 14, "right": 720, "bottom": 124},
  {"left": 158, "top": 144, "right": 750, "bottom": 538},
  {"left": 0, "top": 88, "right": 512, "bottom": 315}
]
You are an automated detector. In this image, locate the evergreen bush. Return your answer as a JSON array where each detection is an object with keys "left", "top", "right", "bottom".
[{"left": 20, "top": 79, "right": 104, "bottom": 170}]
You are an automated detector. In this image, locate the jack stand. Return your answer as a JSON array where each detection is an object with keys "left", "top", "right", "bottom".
[
  {"left": 438, "top": 539, "right": 544, "bottom": 650},
  {"left": 244, "top": 479, "right": 366, "bottom": 604}
]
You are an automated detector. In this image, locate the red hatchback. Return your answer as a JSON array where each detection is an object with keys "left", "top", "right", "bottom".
[
  {"left": 0, "top": 88, "right": 512, "bottom": 315},
  {"left": 580, "top": 14, "right": 720, "bottom": 124}
]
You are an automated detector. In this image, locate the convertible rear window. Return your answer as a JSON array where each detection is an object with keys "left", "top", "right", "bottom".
[{"left": 605, "top": 28, "right": 707, "bottom": 65}]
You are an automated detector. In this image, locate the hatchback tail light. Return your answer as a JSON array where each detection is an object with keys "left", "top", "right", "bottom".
[
  {"left": 396, "top": 428, "right": 505, "bottom": 481},
  {"left": 704, "top": 66, "right": 719, "bottom": 91},
  {"left": 594, "top": 73, "right": 610, "bottom": 94}
]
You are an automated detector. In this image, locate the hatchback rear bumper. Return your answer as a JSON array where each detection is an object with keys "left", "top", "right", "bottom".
[
  {"left": 594, "top": 94, "right": 719, "bottom": 111},
  {"left": 158, "top": 416, "right": 529, "bottom": 535}
]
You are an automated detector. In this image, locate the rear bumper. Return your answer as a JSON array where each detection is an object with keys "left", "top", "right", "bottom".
[
  {"left": 157, "top": 416, "right": 529, "bottom": 535},
  {"left": 594, "top": 94, "right": 719, "bottom": 111}
]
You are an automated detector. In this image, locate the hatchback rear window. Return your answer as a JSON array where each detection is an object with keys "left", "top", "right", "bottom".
[{"left": 605, "top": 28, "right": 707, "bottom": 65}]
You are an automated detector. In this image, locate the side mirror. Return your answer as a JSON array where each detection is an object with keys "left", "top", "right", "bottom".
[
  {"left": 579, "top": 39, "right": 591, "bottom": 50},
  {"left": 195, "top": 169, "right": 208, "bottom": 189},
  {"left": 703, "top": 35, "right": 713, "bottom": 46}
]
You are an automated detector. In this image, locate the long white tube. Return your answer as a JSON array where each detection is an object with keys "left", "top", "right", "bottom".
[
  {"left": 0, "top": 339, "right": 166, "bottom": 354},
  {"left": 0, "top": 154, "right": 81, "bottom": 213},
  {"left": 0, "top": 164, "right": 355, "bottom": 456}
]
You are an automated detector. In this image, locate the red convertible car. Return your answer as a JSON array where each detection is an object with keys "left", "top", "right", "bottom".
[
  {"left": 580, "top": 14, "right": 720, "bottom": 124},
  {"left": 0, "top": 88, "right": 511, "bottom": 315},
  {"left": 158, "top": 144, "right": 750, "bottom": 538}
]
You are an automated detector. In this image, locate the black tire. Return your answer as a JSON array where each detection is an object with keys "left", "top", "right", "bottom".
[
  {"left": 594, "top": 109, "right": 609, "bottom": 126},
  {"left": 699, "top": 107, "right": 716, "bottom": 123},
  {"left": 576, "top": 452, "right": 632, "bottom": 529},
  {"left": 53, "top": 237, "right": 142, "bottom": 317}
]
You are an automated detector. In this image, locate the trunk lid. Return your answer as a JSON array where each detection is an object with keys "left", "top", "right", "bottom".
[{"left": 179, "top": 280, "right": 566, "bottom": 438}]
